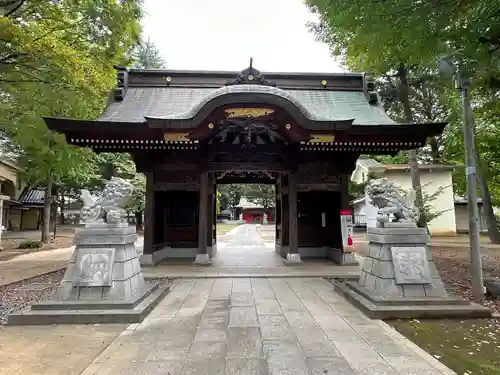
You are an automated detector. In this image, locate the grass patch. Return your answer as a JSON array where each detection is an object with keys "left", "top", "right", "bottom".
[{"left": 388, "top": 318, "right": 500, "bottom": 375}]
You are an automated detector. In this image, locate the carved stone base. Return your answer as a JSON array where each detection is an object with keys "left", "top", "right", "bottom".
[
  {"left": 341, "top": 251, "right": 359, "bottom": 266},
  {"left": 193, "top": 253, "right": 211, "bottom": 266},
  {"left": 141, "top": 246, "right": 216, "bottom": 266},
  {"left": 8, "top": 223, "right": 169, "bottom": 325},
  {"left": 333, "top": 227, "right": 491, "bottom": 319},
  {"left": 284, "top": 253, "right": 302, "bottom": 264}
]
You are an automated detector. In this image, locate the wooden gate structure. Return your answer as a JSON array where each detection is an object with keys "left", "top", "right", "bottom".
[{"left": 46, "top": 63, "right": 445, "bottom": 265}]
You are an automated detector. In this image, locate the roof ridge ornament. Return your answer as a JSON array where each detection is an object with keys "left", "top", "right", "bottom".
[
  {"left": 226, "top": 58, "right": 277, "bottom": 87},
  {"left": 113, "top": 65, "right": 129, "bottom": 101}
]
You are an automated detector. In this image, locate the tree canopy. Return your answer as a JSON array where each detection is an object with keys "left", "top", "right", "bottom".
[
  {"left": 307, "top": 0, "right": 500, "bottom": 240},
  {"left": 0, "top": 0, "right": 143, "bottom": 188}
]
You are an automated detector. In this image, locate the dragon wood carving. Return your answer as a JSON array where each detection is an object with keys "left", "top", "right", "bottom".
[
  {"left": 80, "top": 177, "right": 134, "bottom": 224},
  {"left": 365, "top": 178, "right": 419, "bottom": 226}
]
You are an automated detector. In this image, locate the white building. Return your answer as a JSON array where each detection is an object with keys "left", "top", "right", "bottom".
[{"left": 351, "top": 159, "right": 457, "bottom": 236}]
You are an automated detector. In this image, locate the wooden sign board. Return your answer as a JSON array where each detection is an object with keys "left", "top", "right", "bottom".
[
  {"left": 163, "top": 133, "right": 190, "bottom": 142},
  {"left": 309, "top": 134, "right": 335, "bottom": 143},
  {"left": 224, "top": 108, "right": 274, "bottom": 118}
]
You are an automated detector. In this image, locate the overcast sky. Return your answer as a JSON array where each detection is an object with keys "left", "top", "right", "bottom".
[{"left": 141, "top": 0, "right": 343, "bottom": 73}]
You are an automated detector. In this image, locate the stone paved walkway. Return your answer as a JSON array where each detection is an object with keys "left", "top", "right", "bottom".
[
  {"left": 145, "top": 224, "right": 361, "bottom": 279},
  {"left": 81, "top": 278, "right": 455, "bottom": 375}
]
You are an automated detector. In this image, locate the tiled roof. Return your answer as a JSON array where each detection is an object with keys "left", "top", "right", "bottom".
[
  {"left": 99, "top": 86, "right": 395, "bottom": 126},
  {"left": 18, "top": 187, "right": 45, "bottom": 205}
]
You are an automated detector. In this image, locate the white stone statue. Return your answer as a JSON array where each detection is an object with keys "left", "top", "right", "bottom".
[
  {"left": 239, "top": 213, "right": 243, "bottom": 221},
  {"left": 365, "top": 178, "right": 419, "bottom": 226},
  {"left": 80, "top": 177, "right": 134, "bottom": 224}
]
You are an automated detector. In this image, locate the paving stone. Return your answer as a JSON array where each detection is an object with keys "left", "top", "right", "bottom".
[
  {"left": 382, "top": 355, "right": 444, "bottom": 375},
  {"left": 209, "top": 279, "right": 233, "bottom": 300},
  {"left": 95, "top": 341, "right": 152, "bottom": 363},
  {"left": 284, "top": 311, "right": 318, "bottom": 329},
  {"left": 138, "top": 359, "right": 186, "bottom": 375},
  {"left": 86, "top": 361, "right": 142, "bottom": 375},
  {"left": 232, "top": 278, "right": 252, "bottom": 293},
  {"left": 250, "top": 278, "right": 276, "bottom": 300},
  {"left": 229, "top": 306, "right": 259, "bottom": 327},
  {"left": 259, "top": 315, "right": 296, "bottom": 341},
  {"left": 262, "top": 340, "right": 303, "bottom": 358},
  {"left": 146, "top": 340, "right": 192, "bottom": 361},
  {"left": 297, "top": 335, "right": 340, "bottom": 358},
  {"left": 231, "top": 292, "right": 254, "bottom": 306},
  {"left": 226, "top": 327, "right": 263, "bottom": 359},
  {"left": 156, "top": 328, "right": 197, "bottom": 348},
  {"left": 182, "top": 357, "right": 226, "bottom": 375},
  {"left": 266, "top": 355, "right": 311, "bottom": 375},
  {"left": 73, "top": 274, "right": 454, "bottom": 375},
  {"left": 203, "top": 300, "right": 231, "bottom": 317},
  {"left": 225, "top": 358, "right": 268, "bottom": 375},
  {"left": 307, "top": 357, "right": 356, "bottom": 375},
  {"left": 345, "top": 358, "right": 399, "bottom": 375},
  {"left": 199, "top": 315, "right": 229, "bottom": 328},
  {"left": 255, "top": 299, "right": 283, "bottom": 315},
  {"left": 188, "top": 341, "right": 227, "bottom": 359},
  {"left": 193, "top": 326, "right": 228, "bottom": 342}
]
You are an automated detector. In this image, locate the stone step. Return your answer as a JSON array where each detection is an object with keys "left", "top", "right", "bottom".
[
  {"left": 7, "top": 284, "right": 170, "bottom": 325},
  {"left": 334, "top": 281, "right": 491, "bottom": 319},
  {"left": 31, "top": 285, "right": 158, "bottom": 311}
]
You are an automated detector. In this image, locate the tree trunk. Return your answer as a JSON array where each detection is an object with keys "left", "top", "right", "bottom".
[
  {"left": 135, "top": 210, "right": 143, "bottom": 231},
  {"left": 41, "top": 169, "right": 53, "bottom": 243},
  {"left": 60, "top": 188, "right": 65, "bottom": 225},
  {"left": 398, "top": 63, "right": 424, "bottom": 226},
  {"left": 474, "top": 149, "right": 500, "bottom": 243}
]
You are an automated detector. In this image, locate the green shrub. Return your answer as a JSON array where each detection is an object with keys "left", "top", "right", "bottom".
[{"left": 18, "top": 240, "right": 43, "bottom": 249}]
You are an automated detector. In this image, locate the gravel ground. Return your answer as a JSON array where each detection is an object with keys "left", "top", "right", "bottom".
[
  {"left": 0, "top": 269, "right": 172, "bottom": 325},
  {"left": 432, "top": 246, "right": 500, "bottom": 316}
]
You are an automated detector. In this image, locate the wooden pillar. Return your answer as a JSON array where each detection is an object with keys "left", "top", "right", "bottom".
[
  {"left": 197, "top": 171, "right": 209, "bottom": 257},
  {"left": 212, "top": 179, "right": 217, "bottom": 245},
  {"left": 340, "top": 173, "right": 350, "bottom": 209},
  {"left": 206, "top": 174, "right": 214, "bottom": 251},
  {"left": 143, "top": 172, "right": 154, "bottom": 255},
  {"left": 288, "top": 171, "right": 299, "bottom": 256}
]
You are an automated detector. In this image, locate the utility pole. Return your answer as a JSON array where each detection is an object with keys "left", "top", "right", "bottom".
[{"left": 457, "top": 68, "right": 484, "bottom": 301}]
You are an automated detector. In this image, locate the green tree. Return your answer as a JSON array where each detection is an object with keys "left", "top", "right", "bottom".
[
  {"left": 307, "top": 0, "right": 500, "bottom": 240},
  {"left": 133, "top": 37, "right": 166, "bottom": 69},
  {"left": 218, "top": 184, "right": 244, "bottom": 217},
  {"left": 244, "top": 185, "right": 275, "bottom": 209},
  {"left": 0, "top": 0, "right": 143, "bottom": 242}
]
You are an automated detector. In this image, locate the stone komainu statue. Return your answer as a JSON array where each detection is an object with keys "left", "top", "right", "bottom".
[
  {"left": 80, "top": 177, "right": 134, "bottom": 224},
  {"left": 365, "top": 178, "right": 419, "bottom": 226}
]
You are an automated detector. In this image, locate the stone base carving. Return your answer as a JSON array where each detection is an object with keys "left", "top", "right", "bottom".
[
  {"left": 334, "top": 226, "right": 491, "bottom": 319},
  {"left": 193, "top": 253, "right": 211, "bottom": 265},
  {"left": 8, "top": 223, "right": 169, "bottom": 325},
  {"left": 284, "top": 253, "right": 302, "bottom": 264}
]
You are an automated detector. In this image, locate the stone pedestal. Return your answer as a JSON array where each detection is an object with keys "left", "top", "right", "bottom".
[
  {"left": 8, "top": 223, "right": 169, "bottom": 325},
  {"left": 285, "top": 252, "right": 302, "bottom": 264},
  {"left": 193, "top": 253, "right": 211, "bottom": 265},
  {"left": 334, "top": 225, "right": 491, "bottom": 319}
]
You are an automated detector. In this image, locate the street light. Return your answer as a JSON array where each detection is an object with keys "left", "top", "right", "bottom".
[{"left": 438, "top": 55, "right": 485, "bottom": 301}]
